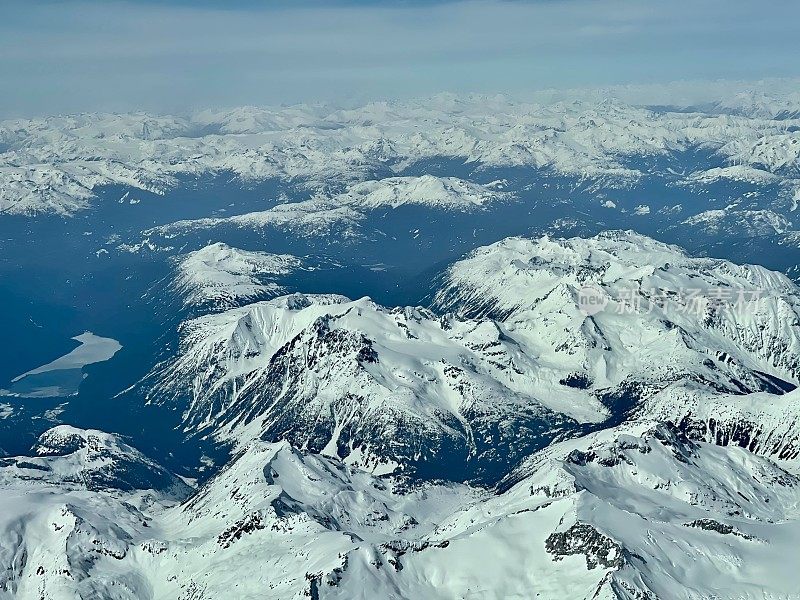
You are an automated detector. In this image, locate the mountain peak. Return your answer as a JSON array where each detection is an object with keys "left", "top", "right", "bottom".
[{"left": 0, "top": 426, "right": 193, "bottom": 496}]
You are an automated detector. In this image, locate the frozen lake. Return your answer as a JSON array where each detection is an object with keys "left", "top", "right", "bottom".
[{"left": 1, "top": 332, "right": 122, "bottom": 398}]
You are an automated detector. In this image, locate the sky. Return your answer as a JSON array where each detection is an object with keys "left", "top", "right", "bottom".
[{"left": 1, "top": 0, "right": 799, "bottom": 117}]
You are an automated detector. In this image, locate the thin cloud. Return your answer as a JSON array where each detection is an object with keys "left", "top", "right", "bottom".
[{"left": 1, "top": 0, "right": 798, "bottom": 117}]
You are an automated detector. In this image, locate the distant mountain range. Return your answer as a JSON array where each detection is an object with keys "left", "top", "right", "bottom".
[{"left": 2, "top": 93, "right": 799, "bottom": 217}]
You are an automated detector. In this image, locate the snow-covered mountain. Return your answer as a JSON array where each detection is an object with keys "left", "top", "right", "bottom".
[
  {"left": 329, "top": 175, "right": 510, "bottom": 210},
  {"left": 145, "top": 293, "right": 584, "bottom": 483},
  {"left": 0, "top": 425, "right": 190, "bottom": 496},
  {"left": 147, "top": 175, "right": 510, "bottom": 242},
  {"left": 482, "top": 420, "right": 800, "bottom": 600},
  {"left": 434, "top": 231, "right": 800, "bottom": 386},
  {"left": 639, "top": 380, "right": 800, "bottom": 467},
  {"left": 432, "top": 230, "right": 800, "bottom": 469},
  {"left": 173, "top": 242, "right": 305, "bottom": 311},
  {"left": 140, "top": 231, "right": 800, "bottom": 489},
  {"left": 2, "top": 88, "right": 799, "bottom": 216},
  {"left": 0, "top": 425, "right": 188, "bottom": 600},
  {"left": 2, "top": 421, "right": 798, "bottom": 599},
  {"left": 681, "top": 208, "right": 792, "bottom": 238}
]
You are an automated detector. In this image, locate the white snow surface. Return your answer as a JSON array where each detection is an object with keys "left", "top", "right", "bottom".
[
  {"left": 143, "top": 232, "right": 800, "bottom": 483},
  {"left": 2, "top": 90, "right": 800, "bottom": 216},
  {"left": 174, "top": 242, "right": 304, "bottom": 310},
  {"left": 1, "top": 422, "right": 799, "bottom": 599},
  {"left": 147, "top": 175, "right": 510, "bottom": 240}
]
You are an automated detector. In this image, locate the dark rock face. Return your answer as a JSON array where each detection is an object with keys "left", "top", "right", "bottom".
[
  {"left": 684, "top": 519, "right": 753, "bottom": 539},
  {"left": 545, "top": 522, "right": 625, "bottom": 570},
  {"left": 677, "top": 414, "right": 800, "bottom": 462},
  {"left": 217, "top": 512, "right": 267, "bottom": 548},
  {"left": 559, "top": 373, "right": 593, "bottom": 389},
  {"left": 649, "top": 422, "right": 698, "bottom": 464}
]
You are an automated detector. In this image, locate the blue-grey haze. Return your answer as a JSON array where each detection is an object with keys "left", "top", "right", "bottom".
[{"left": 1, "top": 0, "right": 799, "bottom": 117}]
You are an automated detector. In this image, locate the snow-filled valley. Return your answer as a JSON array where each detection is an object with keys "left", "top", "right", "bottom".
[{"left": 2, "top": 84, "right": 800, "bottom": 599}]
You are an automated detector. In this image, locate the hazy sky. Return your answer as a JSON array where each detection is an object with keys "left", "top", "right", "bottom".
[{"left": 2, "top": 0, "right": 799, "bottom": 117}]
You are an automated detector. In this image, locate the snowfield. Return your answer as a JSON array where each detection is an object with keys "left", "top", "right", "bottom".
[
  {"left": 1, "top": 90, "right": 799, "bottom": 216},
  {"left": 1, "top": 420, "right": 799, "bottom": 599},
  {"left": 174, "top": 243, "right": 305, "bottom": 311}
]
